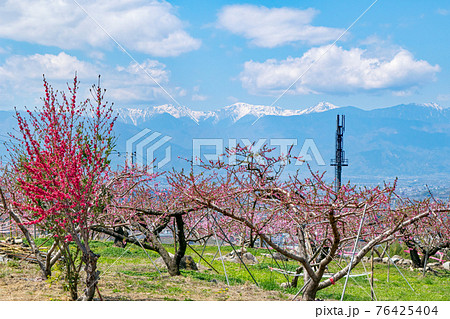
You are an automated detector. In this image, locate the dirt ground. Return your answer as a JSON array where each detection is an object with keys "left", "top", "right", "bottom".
[{"left": 0, "top": 260, "right": 293, "bottom": 301}]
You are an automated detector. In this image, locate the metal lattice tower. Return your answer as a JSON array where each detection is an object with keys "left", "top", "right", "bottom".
[{"left": 330, "top": 114, "right": 348, "bottom": 192}]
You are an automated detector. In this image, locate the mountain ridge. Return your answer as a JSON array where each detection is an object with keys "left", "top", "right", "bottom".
[
  {"left": 115, "top": 101, "right": 447, "bottom": 126},
  {"left": 116, "top": 101, "right": 344, "bottom": 125},
  {"left": 0, "top": 102, "right": 449, "bottom": 186}
]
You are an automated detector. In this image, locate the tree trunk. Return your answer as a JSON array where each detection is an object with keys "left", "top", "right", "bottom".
[
  {"left": 296, "top": 227, "right": 311, "bottom": 286},
  {"left": 406, "top": 241, "right": 446, "bottom": 269},
  {"left": 113, "top": 226, "right": 128, "bottom": 248},
  {"left": 409, "top": 248, "right": 423, "bottom": 268},
  {"left": 248, "top": 231, "right": 255, "bottom": 248},
  {"left": 80, "top": 251, "right": 99, "bottom": 301},
  {"left": 8, "top": 210, "right": 51, "bottom": 278},
  {"left": 45, "top": 241, "right": 62, "bottom": 277},
  {"left": 130, "top": 216, "right": 186, "bottom": 277},
  {"left": 167, "top": 260, "right": 181, "bottom": 276},
  {"left": 173, "top": 215, "right": 187, "bottom": 274},
  {"left": 0, "top": 187, "right": 52, "bottom": 279},
  {"left": 152, "top": 215, "right": 187, "bottom": 276},
  {"left": 69, "top": 274, "right": 79, "bottom": 302},
  {"left": 69, "top": 286, "right": 78, "bottom": 301},
  {"left": 302, "top": 280, "right": 319, "bottom": 301},
  {"left": 65, "top": 250, "right": 79, "bottom": 301},
  {"left": 290, "top": 266, "right": 303, "bottom": 288}
]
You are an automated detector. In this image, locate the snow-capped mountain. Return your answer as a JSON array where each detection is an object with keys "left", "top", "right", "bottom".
[
  {"left": 117, "top": 104, "right": 212, "bottom": 125},
  {"left": 0, "top": 101, "right": 449, "bottom": 185},
  {"left": 420, "top": 102, "right": 443, "bottom": 111},
  {"left": 116, "top": 101, "right": 343, "bottom": 125},
  {"left": 212, "top": 103, "right": 300, "bottom": 122},
  {"left": 298, "top": 101, "right": 340, "bottom": 115},
  {"left": 109, "top": 101, "right": 450, "bottom": 183}
]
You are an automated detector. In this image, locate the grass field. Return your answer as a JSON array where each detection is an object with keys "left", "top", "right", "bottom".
[{"left": 0, "top": 239, "right": 449, "bottom": 301}]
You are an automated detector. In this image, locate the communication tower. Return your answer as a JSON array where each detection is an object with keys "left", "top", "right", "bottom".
[{"left": 330, "top": 114, "right": 348, "bottom": 192}]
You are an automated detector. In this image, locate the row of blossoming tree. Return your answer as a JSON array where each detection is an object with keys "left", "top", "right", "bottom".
[
  {"left": 165, "top": 147, "right": 449, "bottom": 300},
  {"left": 0, "top": 77, "right": 448, "bottom": 301}
]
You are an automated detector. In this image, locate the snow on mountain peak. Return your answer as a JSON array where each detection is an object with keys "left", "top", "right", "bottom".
[
  {"left": 420, "top": 102, "right": 443, "bottom": 111},
  {"left": 117, "top": 104, "right": 208, "bottom": 125},
  {"left": 216, "top": 103, "right": 286, "bottom": 122},
  {"left": 300, "top": 101, "right": 340, "bottom": 115},
  {"left": 116, "top": 101, "right": 343, "bottom": 125}
]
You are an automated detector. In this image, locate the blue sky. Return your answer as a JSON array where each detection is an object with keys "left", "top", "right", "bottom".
[{"left": 0, "top": 0, "right": 449, "bottom": 111}]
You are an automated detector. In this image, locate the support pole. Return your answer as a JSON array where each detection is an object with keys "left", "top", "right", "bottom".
[
  {"left": 422, "top": 250, "right": 429, "bottom": 277},
  {"left": 385, "top": 249, "right": 414, "bottom": 291},
  {"left": 387, "top": 243, "right": 390, "bottom": 282},
  {"left": 211, "top": 239, "right": 224, "bottom": 263},
  {"left": 186, "top": 242, "right": 219, "bottom": 274},
  {"left": 262, "top": 240, "right": 290, "bottom": 284},
  {"left": 120, "top": 216, "right": 161, "bottom": 275},
  {"left": 210, "top": 213, "right": 259, "bottom": 287},
  {"left": 292, "top": 278, "right": 311, "bottom": 301},
  {"left": 212, "top": 227, "right": 229, "bottom": 286},
  {"left": 130, "top": 231, "right": 161, "bottom": 275},
  {"left": 370, "top": 248, "right": 375, "bottom": 301},
  {"left": 198, "top": 238, "right": 208, "bottom": 264},
  {"left": 341, "top": 204, "right": 367, "bottom": 301}
]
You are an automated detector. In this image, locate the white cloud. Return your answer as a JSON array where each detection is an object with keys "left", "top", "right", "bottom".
[
  {"left": 437, "top": 8, "right": 449, "bottom": 16},
  {"left": 0, "top": 52, "right": 98, "bottom": 80},
  {"left": 437, "top": 94, "right": 450, "bottom": 101},
  {"left": 227, "top": 96, "right": 239, "bottom": 103},
  {"left": 106, "top": 59, "right": 172, "bottom": 103},
  {"left": 177, "top": 88, "right": 187, "bottom": 97},
  {"left": 0, "top": 52, "right": 100, "bottom": 106},
  {"left": 392, "top": 90, "right": 414, "bottom": 97},
  {"left": 0, "top": 52, "right": 179, "bottom": 107},
  {"left": 115, "top": 60, "right": 169, "bottom": 84},
  {"left": 192, "top": 94, "right": 207, "bottom": 101},
  {"left": 217, "top": 5, "right": 343, "bottom": 47},
  {"left": 0, "top": 0, "right": 201, "bottom": 57},
  {"left": 191, "top": 86, "right": 207, "bottom": 101},
  {"left": 88, "top": 51, "right": 105, "bottom": 61},
  {"left": 239, "top": 46, "right": 440, "bottom": 95}
]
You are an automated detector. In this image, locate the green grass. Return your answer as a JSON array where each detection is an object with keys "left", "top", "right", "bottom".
[
  {"left": 11, "top": 238, "right": 449, "bottom": 300},
  {"left": 102, "top": 241, "right": 449, "bottom": 300},
  {"left": 313, "top": 263, "right": 450, "bottom": 301},
  {"left": 99, "top": 241, "right": 450, "bottom": 300}
]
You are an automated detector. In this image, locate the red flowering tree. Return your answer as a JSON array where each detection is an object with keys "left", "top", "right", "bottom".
[
  {"left": 170, "top": 145, "right": 434, "bottom": 300},
  {"left": 7, "top": 75, "right": 115, "bottom": 300}
]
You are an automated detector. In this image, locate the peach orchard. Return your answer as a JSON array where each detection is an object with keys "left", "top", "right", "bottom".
[{"left": 0, "top": 77, "right": 448, "bottom": 301}]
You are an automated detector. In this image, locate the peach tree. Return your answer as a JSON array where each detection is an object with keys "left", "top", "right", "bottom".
[{"left": 7, "top": 75, "right": 115, "bottom": 300}]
